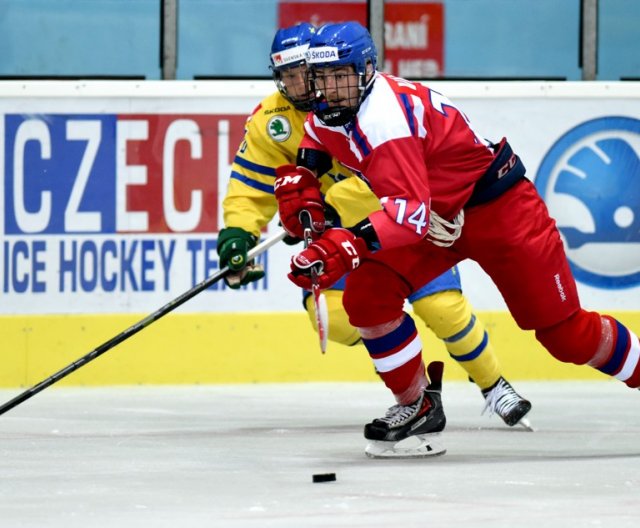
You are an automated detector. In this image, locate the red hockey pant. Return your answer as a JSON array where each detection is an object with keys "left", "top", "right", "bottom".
[{"left": 343, "top": 180, "right": 639, "bottom": 388}]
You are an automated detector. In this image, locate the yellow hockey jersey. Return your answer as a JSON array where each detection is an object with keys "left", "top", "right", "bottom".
[{"left": 223, "top": 91, "right": 381, "bottom": 237}]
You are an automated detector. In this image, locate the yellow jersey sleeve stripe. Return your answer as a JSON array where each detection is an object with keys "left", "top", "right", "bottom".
[
  {"left": 233, "top": 155, "right": 277, "bottom": 176},
  {"left": 230, "top": 170, "right": 275, "bottom": 194}
]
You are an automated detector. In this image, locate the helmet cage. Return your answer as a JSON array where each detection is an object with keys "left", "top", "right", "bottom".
[
  {"left": 309, "top": 66, "right": 372, "bottom": 126},
  {"left": 270, "top": 60, "right": 314, "bottom": 112},
  {"left": 305, "top": 22, "right": 377, "bottom": 126},
  {"left": 269, "top": 24, "right": 316, "bottom": 111}
]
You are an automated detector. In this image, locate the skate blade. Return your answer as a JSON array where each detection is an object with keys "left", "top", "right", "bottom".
[
  {"left": 517, "top": 417, "right": 535, "bottom": 432},
  {"left": 365, "top": 434, "right": 446, "bottom": 459}
]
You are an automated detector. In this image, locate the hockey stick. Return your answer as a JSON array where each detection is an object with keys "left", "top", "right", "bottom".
[
  {"left": 300, "top": 211, "right": 329, "bottom": 354},
  {"left": 0, "top": 230, "right": 287, "bottom": 417}
]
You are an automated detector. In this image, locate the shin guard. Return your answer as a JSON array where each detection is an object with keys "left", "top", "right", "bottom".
[
  {"left": 536, "top": 310, "right": 640, "bottom": 388},
  {"left": 361, "top": 315, "right": 427, "bottom": 404},
  {"left": 589, "top": 316, "right": 640, "bottom": 388},
  {"left": 413, "top": 291, "right": 500, "bottom": 389}
]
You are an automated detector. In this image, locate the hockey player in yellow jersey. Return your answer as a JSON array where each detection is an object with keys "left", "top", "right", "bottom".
[{"left": 217, "top": 23, "right": 533, "bottom": 428}]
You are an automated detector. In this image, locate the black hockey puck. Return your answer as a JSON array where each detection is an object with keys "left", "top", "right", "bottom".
[{"left": 312, "top": 472, "right": 336, "bottom": 483}]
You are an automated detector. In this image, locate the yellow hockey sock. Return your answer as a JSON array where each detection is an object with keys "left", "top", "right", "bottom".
[
  {"left": 304, "top": 290, "right": 361, "bottom": 347},
  {"left": 411, "top": 290, "right": 501, "bottom": 390}
]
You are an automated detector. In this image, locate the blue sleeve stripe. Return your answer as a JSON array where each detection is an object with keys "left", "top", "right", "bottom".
[
  {"left": 352, "top": 126, "right": 371, "bottom": 157},
  {"left": 449, "top": 331, "right": 488, "bottom": 362},
  {"left": 399, "top": 93, "right": 416, "bottom": 136},
  {"left": 230, "top": 171, "right": 275, "bottom": 194},
  {"left": 234, "top": 155, "right": 276, "bottom": 176}
]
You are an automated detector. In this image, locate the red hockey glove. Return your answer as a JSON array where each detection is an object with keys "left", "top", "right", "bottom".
[
  {"left": 288, "top": 228, "right": 369, "bottom": 290},
  {"left": 274, "top": 164, "right": 325, "bottom": 240}
]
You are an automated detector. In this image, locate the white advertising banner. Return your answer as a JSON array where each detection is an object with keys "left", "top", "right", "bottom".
[{"left": 0, "top": 81, "right": 638, "bottom": 315}]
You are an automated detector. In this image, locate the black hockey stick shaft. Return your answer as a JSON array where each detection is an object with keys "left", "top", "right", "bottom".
[{"left": 0, "top": 230, "right": 286, "bottom": 417}]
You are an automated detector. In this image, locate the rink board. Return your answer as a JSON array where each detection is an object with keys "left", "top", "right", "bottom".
[
  {"left": 2, "top": 311, "right": 638, "bottom": 388},
  {"left": 1, "top": 81, "right": 639, "bottom": 388}
]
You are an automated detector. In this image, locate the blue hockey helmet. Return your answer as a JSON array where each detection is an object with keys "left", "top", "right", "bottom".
[
  {"left": 270, "top": 23, "right": 316, "bottom": 111},
  {"left": 306, "top": 21, "right": 377, "bottom": 76},
  {"left": 306, "top": 22, "right": 378, "bottom": 126}
]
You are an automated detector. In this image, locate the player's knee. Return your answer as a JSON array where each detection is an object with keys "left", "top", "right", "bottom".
[
  {"left": 357, "top": 315, "right": 406, "bottom": 340},
  {"left": 412, "top": 290, "right": 471, "bottom": 339},
  {"left": 535, "top": 309, "right": 601, "bottom": 365},
  {"left": 305, "top": 291, "right": 361, "bottom": 346},
  {"left": 342, "top": 264, "right": 407, "bottom": 327}
]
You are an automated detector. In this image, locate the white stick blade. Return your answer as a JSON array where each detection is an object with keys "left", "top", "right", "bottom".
[{"left": 317, "top": 292, "right": 329, "bottom": 353}]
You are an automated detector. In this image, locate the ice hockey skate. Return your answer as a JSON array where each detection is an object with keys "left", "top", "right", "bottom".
[
  {"left": 364, "top": 361, "right": 447, "bottom": 458},
  {"left": 482, "top": 376, "right": 533, "bottom": 431}
]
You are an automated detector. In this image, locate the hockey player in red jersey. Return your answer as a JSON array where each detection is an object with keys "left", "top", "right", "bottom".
[
  {"left": 274, "top": 21, "right": 640, "bottom": 458},
  {"left": 218, "top": 23, "right": 535, "bottom": 447}
]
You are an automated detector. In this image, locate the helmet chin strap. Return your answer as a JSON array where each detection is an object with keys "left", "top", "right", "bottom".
[
  {"left": 313, "top": 68, "right": 375, "bottom": 127},
  {"left": 315, "top": 103, "right": 357, "bottom": 126},
  {"left": 289, "top": 96, "right": 314, "bottom": 112}
]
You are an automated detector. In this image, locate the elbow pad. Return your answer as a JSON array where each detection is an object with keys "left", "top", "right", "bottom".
[
  {"left": 348, "top": 217, "right": 381, "bottom": 251},
  {"left": 296, "top": 148, "right": 332, "bottom": 177}
]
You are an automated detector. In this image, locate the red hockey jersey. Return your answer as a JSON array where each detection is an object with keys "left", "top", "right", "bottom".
[{"left": 300, "top": 73, "right": 496, "bottom": 249}]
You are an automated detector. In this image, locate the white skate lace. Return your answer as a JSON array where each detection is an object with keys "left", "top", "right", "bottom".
[
  {"left": 482, "top": 378, "right": 523, "bottom": 419},
  {"left": 378, "top": 397, "right": 422, "bottom": 428},
  {"left": 428, "top": 209, "right": 464, "bottom": 247}
]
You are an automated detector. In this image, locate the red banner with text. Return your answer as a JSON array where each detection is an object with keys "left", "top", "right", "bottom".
[{"left": 278, "top": 1, "right": 444, "bottom": 77}]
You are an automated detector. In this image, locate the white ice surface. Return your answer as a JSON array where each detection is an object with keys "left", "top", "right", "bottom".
[{"left": 0, "top": 381, "right": 639, "bottom": 528}]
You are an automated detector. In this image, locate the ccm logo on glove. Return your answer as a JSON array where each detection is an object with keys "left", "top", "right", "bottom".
[
  {"left": 340, "top": 240, "right": 361, "bottom": 267},
  {"left": 274, "top": 173, "right": 303, "bottom": 190},
  {"left": 288, "top": 228, "right": 368, "bottom": 290},
  {"left": 274, "top": 164, "right": 325, "bottom": 239}
]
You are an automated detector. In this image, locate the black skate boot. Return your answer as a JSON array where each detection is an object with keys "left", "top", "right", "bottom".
[
  {"left": 482, "top": 376, "right": 533, "bottom": 430},
  {"left": 364, "top": 361, "right": 447, "bottom": 458}
]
